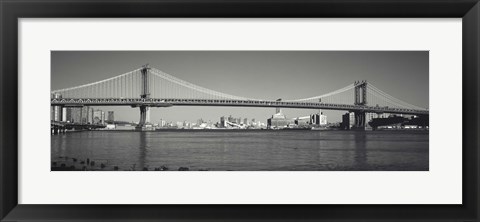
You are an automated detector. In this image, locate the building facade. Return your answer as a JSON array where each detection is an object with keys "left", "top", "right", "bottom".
[
  {"left": 92, "top": 109, "right": 105, "bottom": 124},
  {"left": 267, "top": 112, "right": 294, "bottom": 129},
  {"left": 220, "top": 116, "right": 226, "bottom": 128},
  {"left": 107, "top": 111, "right": 114, "bottom": 123},
  {"left": 51, "top": 93, "right": 62, "bottom": 121}
]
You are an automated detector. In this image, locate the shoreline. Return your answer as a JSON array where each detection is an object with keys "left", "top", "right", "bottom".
[{"left": 57, "top": 128, "right": 429, "bottom": 133}]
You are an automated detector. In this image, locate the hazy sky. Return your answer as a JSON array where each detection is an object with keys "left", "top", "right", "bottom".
[{"left": 51, "top": 51, "right": 428, "bottom": 123}]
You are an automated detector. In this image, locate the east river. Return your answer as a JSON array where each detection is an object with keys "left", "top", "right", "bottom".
[{"left": 51, "top": 130, "right": 429, "bottom": 171}]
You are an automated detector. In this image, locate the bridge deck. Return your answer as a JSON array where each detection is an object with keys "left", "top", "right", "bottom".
[{"left": 51, "top": 98, "right": 429, "bottom": 115}]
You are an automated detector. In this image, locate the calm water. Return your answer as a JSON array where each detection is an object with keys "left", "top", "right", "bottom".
[{"left": 51, "top": 130, "right": 429, "bottom": 171}]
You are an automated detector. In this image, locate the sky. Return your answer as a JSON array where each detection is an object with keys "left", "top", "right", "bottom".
[{"left": 51, "top": 51, "right": 429, "bottom": 124}]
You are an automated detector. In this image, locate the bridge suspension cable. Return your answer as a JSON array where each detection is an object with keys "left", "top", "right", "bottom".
[
  {"left": 51, "top": 68, "right": 143, "bottom": 99},
  {"left": 149, "top": 68, "right": 261, "bottom": 101},
  {"left": 366, "top": 84, "right": 427, "bottom": 110},
  {"left": 285, "top": 83, "right": 356, "bottom": 103}
]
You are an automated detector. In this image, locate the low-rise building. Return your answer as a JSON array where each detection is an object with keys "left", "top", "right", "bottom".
[{"left": 267, "top": 111, "right": 294, "bottom": 129}]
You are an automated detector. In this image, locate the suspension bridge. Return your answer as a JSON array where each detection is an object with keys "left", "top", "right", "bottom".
[{"left": 51, "top": 65, "right": 429, "bottom": 130}]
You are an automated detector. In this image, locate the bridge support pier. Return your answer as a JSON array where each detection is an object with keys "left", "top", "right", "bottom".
[
  {"left": 136, "top": 106, "right": 151, "bottom": 130},
  {"left": 352, "top": 111, "right": 367, "bottom": 130}
]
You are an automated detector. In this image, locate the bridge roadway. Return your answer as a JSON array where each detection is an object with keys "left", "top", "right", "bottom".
[{"left": 51, "top": 98, "right": 429, "bottom": 116}]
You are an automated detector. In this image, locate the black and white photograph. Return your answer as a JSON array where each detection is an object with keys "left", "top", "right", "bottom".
[{"left": 50, "top": 51, "right": 429, "bottom": 171}]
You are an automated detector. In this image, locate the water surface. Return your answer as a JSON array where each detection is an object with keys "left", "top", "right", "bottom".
[{"left": 51, "top": 130, "right": 429, "bottom": 171}]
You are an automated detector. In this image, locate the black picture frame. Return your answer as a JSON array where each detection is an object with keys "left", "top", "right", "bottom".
[{"left": 1, "top": 0, "right": 479, "bottom": 221}]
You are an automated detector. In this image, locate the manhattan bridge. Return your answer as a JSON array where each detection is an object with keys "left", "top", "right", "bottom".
[{"left": 51, "top": 65, "right": 429, "bottom": 130}]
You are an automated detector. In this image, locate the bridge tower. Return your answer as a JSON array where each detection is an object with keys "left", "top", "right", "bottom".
[
  {"left": 352, "top": 81, "right": 368, "bottom": 130},
  {"left": 136, "top": 64, "right": 151, "bottom": 130},
  {"left": 354, "top": 80, "right": 367, "bottom": 106}
]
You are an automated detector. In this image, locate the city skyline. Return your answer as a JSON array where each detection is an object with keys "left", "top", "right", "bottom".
[
  {"left": 60, "top": 106, "right": 271, "bottom": 127},
  {"left": 51, "top": 51, "right": 429, "bottom": 123}
]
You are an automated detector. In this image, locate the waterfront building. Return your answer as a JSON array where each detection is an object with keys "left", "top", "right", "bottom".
[
  {"left": 341, "top": 113, "right": 349, "bottom": 130},
  {"left": 244, "top": 118, "right": 248, "bottom": 126},
  {"left": 52, "top": 93, "right": 62, "bottom": 122},
  {"left": 341, "top": 112, "right": 355, "bottom": 130},
  {"left": 309, "top": 112, "right": 327, "bottom": 126},
  {"left": 87, "top": 107, "right": 93, "bottom": 123},
  {"left": 267, "top": 111, "right": 294, "bottom": 129},
  {"left": 70, "top": 108, "right": 79, "bottom": 123},
  {"left": 319, "top": 113, "right": 327, "bottom": 126},
  {"left": 310, "top": 114, "right": 320, "bottom": 125},
  {"left": 66, "top": 107, "right": 74, "bottom": 122},
  {"left": 295, "top": 116, "right": 311, "bottom": 126},
  {"left": 349, "top": 112, "right": 355, "bottom": 128},
  {"left": 228, "top": 115, "right": 234, "bottom": 123},
  {"left": 61, "top": 108, "right": 67, "bottom": 122},
  {"left": 61, "top": 107, "right": 74, "bottom": 123},
  {"left": 220, "top": 116, "right": 226, "bottom": 128},
  {"left": 92, "top": 110, "right": 101, "bottom": 124},
  {"left": 53, "top": 106, "right": 62, "bottom": 122},
  {"left": 92, "top": 109, "right": 105, "bottom": 124},
  {"left": 107, "top": 111, "right": 114, "bottom": 123},
  {"left": 69, "top": 106, "right": 91, "bottom": 124},
  {"left": 85, "top": 106, "right": 93, "bottom": 124},
  {"left": 73, "top": 107, "right": 83, "bottom": 123}
]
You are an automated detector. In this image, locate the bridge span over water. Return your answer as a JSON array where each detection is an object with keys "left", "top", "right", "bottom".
[
  {"left": 51, "top": 65, "right": 428, "bottom": 129},
  {"left": 51, "top": 98, "right": 428, "bottom": 116}
]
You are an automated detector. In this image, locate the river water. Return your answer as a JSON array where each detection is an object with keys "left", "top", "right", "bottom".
[{"left": 51, "top": 130, "right": 429, "bottom": 171}]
